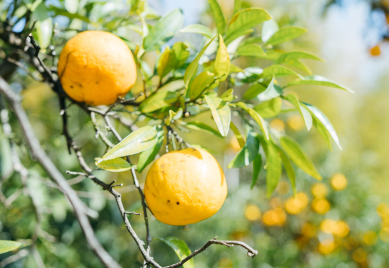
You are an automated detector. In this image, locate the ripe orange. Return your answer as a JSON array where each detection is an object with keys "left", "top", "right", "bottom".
[
  {"left": 144, "top": 148, "right": 227, "bottom": 226},
  {"left": 58, "top": 31, "right": 137, "bottom": 106}
]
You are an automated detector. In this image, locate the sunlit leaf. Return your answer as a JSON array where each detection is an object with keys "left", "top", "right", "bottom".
[
  {"left": 280, "top": 136, "right": 322, "bottom": 180},
  {"left": 95, "top": 158, "right": 135, "bottom": 172},
  {"left": 283, "top": 59, "right": 312, "bottom": 75},
  {"left": 262, "top": 140, "right": 282, "bottom": 197},
  {"left": 0, "top": 240, "right": 24, "bottom": 254},
  {"left": 189, "top": 71, "right": 215, "bottom": 100},
  {"left": 254, "top": 97, "right": 282, "bottom": 118},
  {"left": 159, "top": 80, "right": 185, "bottom": 92},
  {"left": 143, "top": 9, "right": 184, "bottom": 51},
  {"left": 236, "top": 44, "right": 266, "bottom": 58},
  {"left": 139, "top": 91, "right": 179, "bottom": 113},
  {"left": 180, "top": 24, "right": 213, "bottom": 38},
  {"left": 276, "top": 51, "right": 324, "bottom": 63},
  {"left": 266, "top": 26, "right": 307, "bottom": 46},
  {"left": 184, "top": 35, "right": 217, "bottom": 88},
  {"left": 236, "top": 67, "right": 263, "bottom": 83},
  {"left": 261, "top": 65, "right": 302, "bottom": 78},
  {"left": 236, "top": 103, "right": 269, "bottom": 139},
  {"left": 283, "top": 94, "right": 313, "bottom": 130},
  {"left": 261, "top": 19, "right": 279, "bottom": 43},
  {"left": 157, "top": 47, "right": 177, "bottom": 78},
  {"left": 302, "top": 102, "right": 342, "bottom": 150},
  {"left": 172, "top": 42, "right": 190, "bottom": 69},
  {"left": 257, "top": 77, "right": 283, "bottom": 101},
  {"left": 229, "top": 63, "right": 244, "bottom": 73},
  {"left": 65, "top": 0, "right": 78, "bottom": 14},
  {"left": 214, "top": 35, "right": 230, "bottom": 81},
  {"left": 243, "top": 83, "right": 266, "bottom": 99},
  {"left": 36, "top": 18, "right": 52, "bottom": 49},
  {"left": 137, "top": 128, "right": 164, "bottom": 172},
  {"left": 220, "top": 89, "right": 234, "bottom": 102},
  {"left": 186, "top": 121, "right": 223, "bottom": 138},
  {"left": 205, "top": 95, "right": 231, "bottom": 137},
  {"left": 233, "top": 0, "right": 242, "bottom": 15},
  {"left": 225, "top": 8, "right": 272, "bottom": 44},
  {"left": 159, "top": 237, "right": 194, "bottom": 268},
  {"left": 230, "top": 121, "right": 245, "bottom": 148},
  {"left": 207, "top": 0, "right": 226, "bottom": 34},
  {"left": 228, "top": 132, "right": 259, "bottom": 168},
  {"left": 101, "top": 126, "right": 158, "bottom": 160},
  {"left": 251, "top": 154, "right": 262, "bottom": 189},
  {"left": 285, "top": 75, "right": 354, "bottom": 93},
  {"left": 278, "top": 147, "right": 296, "bottom": 194}
]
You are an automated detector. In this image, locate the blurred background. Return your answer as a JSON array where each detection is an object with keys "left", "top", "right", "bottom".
[{"left": 1, "top": 0, "right": 389, "bottom": 267}]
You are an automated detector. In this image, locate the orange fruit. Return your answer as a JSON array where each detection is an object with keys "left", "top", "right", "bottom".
[
  {"left": 144, "top": 148, "right": 227, "bottom": 225},
  {"left": 58, "top": 31, "right": 137, "bottom": 106},
  {"left": 370, "top": 45, "right": 381, "bottom": 56}
]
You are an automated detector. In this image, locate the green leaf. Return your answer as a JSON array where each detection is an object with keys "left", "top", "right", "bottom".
[
  {"left": 180, "top": 24, "right": 213, "bottom": 38},
  {"left": 225, "top": 8, "right": 272, "bottom": 44},
  {"left": 214, "top": 35, "right": 230, "bottom": 81},
  {"left": 236, "top": 103, "right": 269, "bottom": 139},
  {"left": 184, "top": 35, "right": 217, "bottom": 89},
  {"left": 95, "top": 158, "right": 135, "bottom": 172},
  {"left": 189, "top": 71, "right": 215, "bottom": 100},
  {"left": 172, "top": 42, "right": 190, "bottom": 69},
  {"left": 65, "top": 0, "right": 78, "bottom": 14},
  {"left": 48, "top": 5, "right": 91, "bottom": 23},
  {"left": 101, "top": 126, "right": 158, "bottom": 160},
  {"left": 283, "top": 94, "right": 312, "bottom": 130},
  {"left": 285, "top": 75, "right": 354, "bottom": 93},
  {"left": 251, "top": 154, "right": 262, "bottom": 189},
  {"left": 254, "top": 97, "right": 282, "bottom": 118},
  {"left": 36, "top": 18, "right": 52, "bottom": 49},
  {"left": 240, "top": 36, "right": 263, "bottom": 47},
  {"left": 262, "top": 19, "right": 279, "bottom": 43},
  {"left": 157, "top": 47, "right": 177, "bottom": 78},
  {"left": 140, "top": 91, "right": 179, "bottom": 113},
  {"left": 261, "top": 65, "right": 302, "bottom": 78},
  {"left": 186, "top": 121, "right": 223, "bottom": 138},
  {"left": 159, "top": 237, "right": 194, "bottom": 268},
  {"left": 243, "top": 83, "right": 266, "bottom": 99},
  {"left": 302, "top": 102, "right": 342, "bottom": 150},
  {"left": 159, "top": 80, "right": 185, "bottom": 92},
  {"left": 266, "top": 26, "right": 307, "bottom": 46},
  {"left": 233, "top": 0, "right": 242, "bottom": 14},
  {"left": 220, "top": 88, "right": 234, "bottom": 102},
  {"left": 204, "top": 95, "right": 231, "bottom": 137},
  {"left": 262, "top": 141, "right": 282, "bottom": 197},
  {"left": 143, "top": 9, "right": 184, "bottom": 51},
  {"left": 280, "top": 136, "right": 322, "bottom": 180},
  {"left": 137, "top": 128, "right": 164, "bottom": 172},
  {"left": 283, "top": 59, "right": 312, "bottom": 75},
  {"left": 278, "top": 148, "right": 296, "bottom": 194},
  {"left": 236, "top": 44, "right": 266, "bottom": 58},
  {"left": 228, "top": 132, "right": 259, "bottom": 168},
  {"left": 229, "top": 63, "right": 244, "bottom": 73},
  {"left": 207, "top": 0, "right": 226, "bottom": 34},
  {"left": 0, "top": 135, "right": 13, "bottom": 179},
  {"left": 257, "top": 77, "right": 283, "bottom": 101},
  {"left": 237, "top": 67, "right": 263, "bottom": 83},
  {"left": 229, "top": 121, "right": 245, "bottom": 148},
  {"left": 0, "top": 240, "right": 24, "bottom": 254},
  {"left": 276, "top": 51, "right": 325, "bottom": 63}
]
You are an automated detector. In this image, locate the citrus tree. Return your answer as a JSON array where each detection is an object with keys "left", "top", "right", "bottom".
[{"left": 0, "top": 0, "right": 352, "bottom": 267}]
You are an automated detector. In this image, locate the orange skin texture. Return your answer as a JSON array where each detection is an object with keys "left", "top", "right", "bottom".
[
  {"left": 58, "top": 31, "right": 136, "bottom": 106},
  {"left": 144, "top": 148, "right": 227, "bottom": 226}
]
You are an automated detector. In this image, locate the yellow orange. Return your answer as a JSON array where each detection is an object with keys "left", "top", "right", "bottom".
[
  {"left": 330, "top": 173, "right": 347, "bottom": 191},
  {"left": 370, "top": 45, "right": 381, "bottom": 57},
  {"left": 244, "top": 204, "right": 261, "bottom": 221},
  {"left": 58, "top": 31, "right": 137, "bottom": 106},
  {"left": 144, "top": 148, "right": 227, "bottom": 225},
  {"left": 311, "top": 183, "right": 328, "bottom": 198},
  {"left": 318, "top": 239, "right": 336, "bottom": 255},
  {"left": 312, "top": 198, "right": 331, "bottom": 214},
  {"left": 287, "top": 114, "right": 305, "bottom": 131}
]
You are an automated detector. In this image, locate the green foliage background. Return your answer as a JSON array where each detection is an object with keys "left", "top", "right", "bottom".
[{"left": 0, "top": 0, "right": 389, "bottom": 267}]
